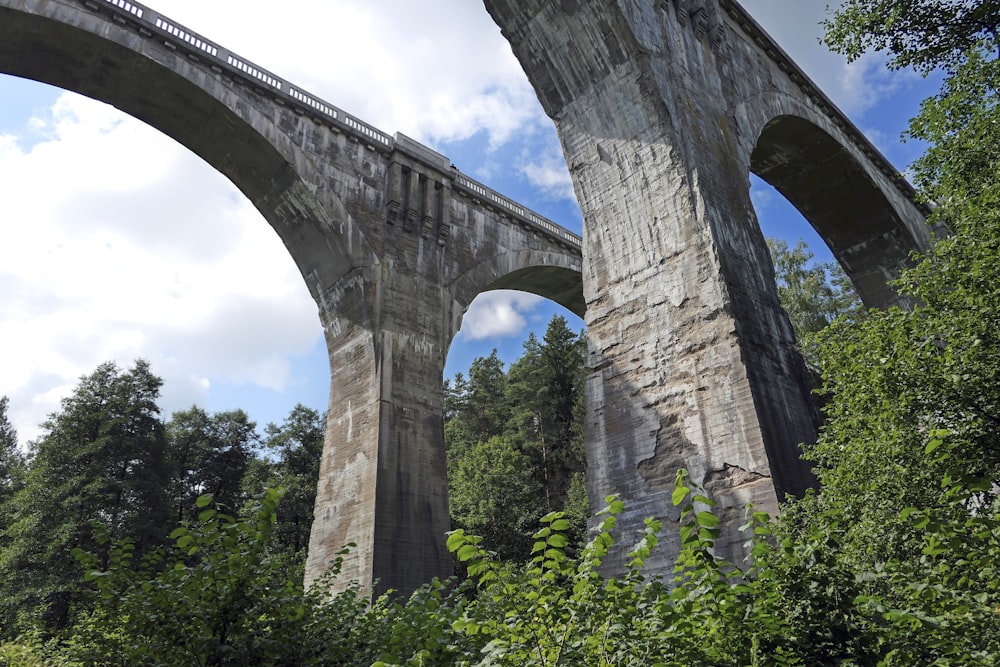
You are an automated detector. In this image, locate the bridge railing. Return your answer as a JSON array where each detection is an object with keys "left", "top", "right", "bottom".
[{"left": 72, "top": 0, "right": 581, "bottom": 250}]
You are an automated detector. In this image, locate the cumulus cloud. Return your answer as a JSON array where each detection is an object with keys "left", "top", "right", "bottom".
[
  {"left": 520, "top": 147, "right": 576, "bottom": 201},
  {"left": 156, "top": 0, "right": 547, "bottom": 149},
  {"left": 456, "top": 290, "right": 544, "bottom": 341},
  {"left": 0, "top": 92, "right": 319, "bottom": 441}
]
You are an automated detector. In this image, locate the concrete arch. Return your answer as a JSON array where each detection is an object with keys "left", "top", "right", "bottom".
[
  {"left": 737, "top": 94, "right": 933, "bottom": 309},
  {"left": 0, "top": 3, "right": 366, "bottom": 298},
  {"left": 450, "top": 248, "right": 584, "bottom": 332}
]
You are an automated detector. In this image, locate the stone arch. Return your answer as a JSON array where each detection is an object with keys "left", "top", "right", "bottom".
[
  {"left": 738, "top": 95, "right": 932, "bottom": 309},
  {"left": 449, "top": 248, "right": 584, "bottom": 342},
  {"left": 0, "top": 4, "right": 367, "bottom": 297}
]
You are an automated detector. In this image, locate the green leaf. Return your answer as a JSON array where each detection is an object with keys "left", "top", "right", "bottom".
[
  {"left": 457, "top": 544, "right": 480, "bottom": 562},
  {"left": 446, "top": 529, "right": 466, "bottom": 552}
]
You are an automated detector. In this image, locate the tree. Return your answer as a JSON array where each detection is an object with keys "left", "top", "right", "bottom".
[
  {"left": 0, "top": 396, "right": 25, "bottom": 506},
  {"left": 822, "top": 0, "right": 1000, "bottom": 76},
  {"left": 796, "top": 0, "right": 1000, "bottom": 565},
  {"left": 0, "top": 360, "right": 170, "bottom": 632},
  {"left": 464, "top": 350, "right": 510, "bottom": 445},
  {"left": 0, "top": 397, "right": 26, "bottom": 568},
  {"left": 165, "top": 406, "right": 257, "bottom": 523},
  {"left": 445, "top": 316, "right": 589, "bottom": 560},
  {"left": 243, "top": 404, "right": 326, "bottom": 559},
  {"left": 448, "top": 435, "right": 542, "bottom": 561},
  {"left": 505, "top": 319, "right": 587, "bottom": 512},
  {"left": 68, "top": 489, "right": 383, "bottom": 666},
  {"left": 767, "top": 237, "right": 861, "bottom": 347}
]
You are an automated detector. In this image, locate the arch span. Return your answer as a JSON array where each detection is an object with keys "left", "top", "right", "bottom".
[
  {"left": 2, "top": 0, "right": 587, "bottom": 597},
  {"left": 0, "top": 2, "right": 366, "bottom": 297},
  {"left": 452, "top": 250, "right": 584, "bottom": 324},
  {"left": 749, "top": 112, "right": 932, "bottom": 308}
]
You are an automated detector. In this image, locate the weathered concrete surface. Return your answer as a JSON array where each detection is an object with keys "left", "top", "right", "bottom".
[
  {"left": 1, "top": 0, "right": 935, "bottom": 594},
  {"left": 483, "top": 0, "right": 932, "bottom": 574},
  {"left": 0, "top": 0, "right": 583, "bottom": 596}
]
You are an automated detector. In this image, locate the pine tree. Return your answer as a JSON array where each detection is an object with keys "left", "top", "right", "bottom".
[{"left": 0, "top": 396, "right": 24, "bottom": 501}]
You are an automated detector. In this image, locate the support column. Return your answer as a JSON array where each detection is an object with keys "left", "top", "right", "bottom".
[
  {"left": 304, "top": 263, "right": 453, "bottom": 597},
  {"left": 483, "top": 0, "right": 819, "bottom": 576}
]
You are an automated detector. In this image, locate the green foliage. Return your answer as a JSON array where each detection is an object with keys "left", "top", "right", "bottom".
[
  {"left": 67, "top": 488, "right": 381, "bottom": 666},
  {"left": 766, "top": 238, "right": 862, "bottom": 353},
  {"left": 245, "top": 404, "right": 326, "bottom": 559},
  {"left": 821, "top": 0, "right": 1000, "bottom": 75},
  {"left": 0, "top": 360, "right": 171, "bottom": 633},
  {"left": 166, "top": 406, "right": 258, "bottom": 524},
  {"left": 445, "top": 316, "right": 588, "bottom": 561},
  {"left": 0, "top": 396, "right": 26, "bottom": 561},
  {"left": 449, "top": 436, "right": 541, "bottom": 561},
  {"left": 0, "top": 370, "right": 327, "bottom": 642},
  {"left": 0, "top": 397, "right": 21, "bottom": 490},
  {"left": 0, "top": 630, "right": 83, "bottom": 666},
  {"left": 802, "top": 0, "right": 1000, "bottom": 566},
  {"left": 5, "top": 464, "right": 999, "bottom": 665}
]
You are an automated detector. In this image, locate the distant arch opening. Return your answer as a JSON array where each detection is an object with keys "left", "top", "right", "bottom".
[
  {"left": 750, "top": 114, "right": 926, "bottom": 309},
  {"left": 443, "top": 286, "right": 587, "bottom": 562}
]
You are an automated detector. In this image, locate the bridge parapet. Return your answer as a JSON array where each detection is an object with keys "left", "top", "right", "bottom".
[
  {"left": 73, "top": 0, "right": 582, "bottom": 253},
  {"left": 716, "top": 0, "right": 924, "bottom": 209}
]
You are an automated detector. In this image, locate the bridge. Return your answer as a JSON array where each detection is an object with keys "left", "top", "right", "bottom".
[{"left": 1, "top": 0, "right": 931, "bottom": 594}]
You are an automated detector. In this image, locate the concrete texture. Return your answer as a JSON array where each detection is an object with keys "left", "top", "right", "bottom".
[
  {"left": 482, "top": 0, "right": 931, "bottom": 575},
  {"left": 0, "top": 0, "right": 932, "bottom": 593}
]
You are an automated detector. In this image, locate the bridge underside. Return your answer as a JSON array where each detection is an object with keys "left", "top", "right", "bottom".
[
  {"left": 752, "top": 115, "right": 928, "bottom": 309},
  {"left": 0, "top": 0, "right": 585, "bottom": 597},
  {"left": 1, "top": 0, "right": 934, "bottom": 595},
  {"left": 484, "top": 0, "right": 931, "bottom": 574}
]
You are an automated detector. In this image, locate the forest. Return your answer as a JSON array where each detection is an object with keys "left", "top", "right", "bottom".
[{"left": 2, "top": 1, "right": 1000, "bottom": 663}]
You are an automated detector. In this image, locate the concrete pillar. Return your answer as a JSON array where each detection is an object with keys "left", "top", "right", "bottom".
[
  {"left": 304, "top": 253, "right": 453, "bottom": 597},
  {"left": 581, "top": 121, "right": 818, "bottom": 573},
  {"left": 483, "top": 0, "right": 820, "bottom": 574}
]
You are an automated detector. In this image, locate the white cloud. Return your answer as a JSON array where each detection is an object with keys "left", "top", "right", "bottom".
[
  {"left": 154, "top": 0, "right": 546, "bottom": 149},
  {"left": 457, "top": 290, "right": 544, "bottom": 341},
  {"left": 521, "top": 148, "right": 576, "bottom": 201},
  {"left": 0, "top": 92, "right": 319, "bottom": 441}
]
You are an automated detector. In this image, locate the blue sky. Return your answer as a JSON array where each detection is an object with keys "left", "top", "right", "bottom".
[{"left": 0, "top": 0, "right": 938, "bottom": 441}]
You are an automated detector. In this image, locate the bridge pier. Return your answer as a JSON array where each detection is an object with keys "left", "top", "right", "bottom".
[
  {"left": 580, "top": 122, "right": 819, "bottom": 572},
  {"left": 484, "top": 0, "right": 930, "bottom": 575},
  {"left": 304, "top": 262, "right": 454, "bottom": 597}
]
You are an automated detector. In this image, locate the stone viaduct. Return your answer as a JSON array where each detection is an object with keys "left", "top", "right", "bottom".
[{"left": 1, "top": 0, "right": 931, "bottom": 595}]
